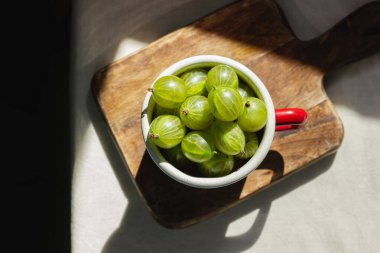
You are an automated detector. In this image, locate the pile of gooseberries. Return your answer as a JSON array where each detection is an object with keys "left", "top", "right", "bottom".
[{"left": 148, "top": 64, "right": 267, "bottom": 177}]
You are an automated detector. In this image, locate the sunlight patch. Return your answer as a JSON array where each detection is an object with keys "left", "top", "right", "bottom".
[
  {"left": 114, "top": 38, "right": 147, "bottom": 61},
  {"left": 225, "top": 209, "right": 259, "bottom": 237}
]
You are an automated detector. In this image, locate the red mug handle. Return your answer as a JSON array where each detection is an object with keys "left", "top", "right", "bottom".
[{"left": 275, "top": 108, "right": 307, "bottom": 131}]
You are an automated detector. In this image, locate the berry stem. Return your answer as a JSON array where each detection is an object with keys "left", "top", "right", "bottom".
[
  {"left": 148, "top": 133, "right": 159, "bottom": 139},
  {"left": 147, "top": 87, "right": 154, "bottom": 92},
  {"left": 245, "top": 101, "right": 251, "bottom": 108},
  {"left": 182, "top": 109, "right": 189, "bottom": 116}
]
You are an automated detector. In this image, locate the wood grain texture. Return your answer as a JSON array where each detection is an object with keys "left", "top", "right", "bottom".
[{"left": 92, "top": 0, "right": 380, "bottom": 228}]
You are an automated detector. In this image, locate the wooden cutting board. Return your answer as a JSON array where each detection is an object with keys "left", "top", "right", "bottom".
[{"left": 92, "top": 0, "right": 380, "bottom": 228}]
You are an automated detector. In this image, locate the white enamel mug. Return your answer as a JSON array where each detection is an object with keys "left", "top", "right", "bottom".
[{"left": 142, "top": 55, "right": 280, "bottom": 188}]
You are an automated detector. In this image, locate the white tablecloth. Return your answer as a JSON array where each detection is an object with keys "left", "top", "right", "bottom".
[{"left": 72, "top": 1, "right": 380, "bottom": 252}]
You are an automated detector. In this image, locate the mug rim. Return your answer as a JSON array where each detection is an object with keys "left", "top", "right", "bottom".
[{"left": 141, "top": 55, "right": 275, "bottom": 188}]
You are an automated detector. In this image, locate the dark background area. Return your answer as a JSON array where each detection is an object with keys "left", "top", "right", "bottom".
[{"left": 4, "top": 1, "right": 71, "bottom": 252}]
